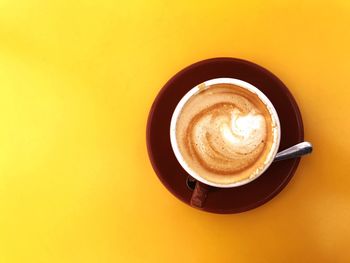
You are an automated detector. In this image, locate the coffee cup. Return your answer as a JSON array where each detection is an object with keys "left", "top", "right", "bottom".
[{"left": 170, "top": 78, "right": 281, "bottom": 207}]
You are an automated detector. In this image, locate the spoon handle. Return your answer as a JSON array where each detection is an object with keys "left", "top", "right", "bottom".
[{"left": 274, "top": 141, "right": 313, "bottom": 162}]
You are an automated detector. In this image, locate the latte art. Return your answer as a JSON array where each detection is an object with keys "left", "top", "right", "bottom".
[
  {"left": 188, "top": 104, "right": 267, "bottom": 174},
  {"left": 174, "top": 83, "right": 278, "bottom": 185}
]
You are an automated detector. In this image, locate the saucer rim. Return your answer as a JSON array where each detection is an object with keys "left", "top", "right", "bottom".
[{"left": 146, "top": 57, "right": 304, "bottom": 214}]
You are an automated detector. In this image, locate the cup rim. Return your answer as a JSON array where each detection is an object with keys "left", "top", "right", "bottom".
[{"left": 170, "top": 77, "right": 281, "bottom": 188}]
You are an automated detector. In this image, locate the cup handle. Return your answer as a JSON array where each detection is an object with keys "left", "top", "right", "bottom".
[{"left": 190, "top": 181, "right": 211, "bottom": 208}]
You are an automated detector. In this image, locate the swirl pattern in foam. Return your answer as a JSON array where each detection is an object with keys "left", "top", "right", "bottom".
[{"left": 175, "top": 83, "right": 277, "bottom": 185}]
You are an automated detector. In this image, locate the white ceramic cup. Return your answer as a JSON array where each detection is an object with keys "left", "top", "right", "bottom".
[{"left": 170, "top": 78, "right": 281, "bottom": 188}]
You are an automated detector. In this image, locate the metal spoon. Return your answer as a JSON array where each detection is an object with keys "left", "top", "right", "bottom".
[{"left": 274, "top": 141, "right": 313, "bottom": 162}]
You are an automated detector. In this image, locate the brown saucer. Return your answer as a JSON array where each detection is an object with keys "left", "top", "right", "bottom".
[{"left": 146, "top": 58, "right": 304, "bottom": 214}]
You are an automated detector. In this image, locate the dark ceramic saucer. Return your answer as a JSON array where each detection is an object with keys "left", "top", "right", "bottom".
[{"left": 146, "top": 58, "right": 303, "bottom": 214}]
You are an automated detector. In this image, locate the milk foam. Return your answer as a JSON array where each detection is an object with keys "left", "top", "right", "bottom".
[
  {"left": 173, "top": 82, "right": 278, "bottom": 185},
  {"left": 222, "top": 109, "right": 266, "bottom": 154},
  {"left": 188, "top": 103, "right": 266, "bottom": 174}
]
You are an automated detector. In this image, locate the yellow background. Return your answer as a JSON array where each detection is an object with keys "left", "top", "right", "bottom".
[{"left": 0, "top": 0, "right": 349, "bottom": 262}]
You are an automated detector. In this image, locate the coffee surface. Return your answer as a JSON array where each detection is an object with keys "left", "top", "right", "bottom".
[{"left": 175, "top": 83, "right": 276, "bottom": 185}]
